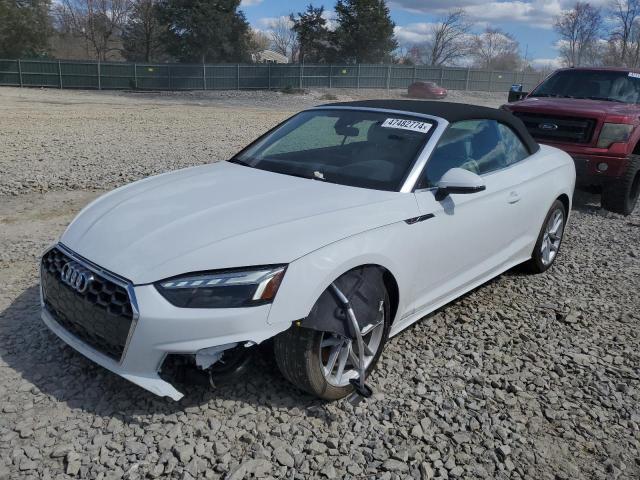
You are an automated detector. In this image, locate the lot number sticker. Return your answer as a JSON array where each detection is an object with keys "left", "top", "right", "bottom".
[{"left": 382, "top": 118, "right": 432, "bottom": 133}]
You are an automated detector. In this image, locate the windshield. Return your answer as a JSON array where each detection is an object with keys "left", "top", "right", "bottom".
[
  {"left": 231, "top": 109, "right": 436, "bottom": 191},
  {"left": 530, "top": 69, "right": 640, "bottom": 104}
]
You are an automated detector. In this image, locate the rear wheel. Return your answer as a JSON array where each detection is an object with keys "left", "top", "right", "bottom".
[
  {"left": 525, "top": 199, "right": 566, "bottom": 274},
  {"left": 601, "top": 155, "right": 640, "bottom": 215},
  {"left": 274, "top": 269, "right": 390, "bottom": 400}
]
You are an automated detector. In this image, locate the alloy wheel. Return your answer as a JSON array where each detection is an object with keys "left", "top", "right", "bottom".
[
  {"left": 541, "top": 208, "right": 565, "bottom": 266},
  {"left": 319, "top": 321, "right": 385, "bottom": 388}
]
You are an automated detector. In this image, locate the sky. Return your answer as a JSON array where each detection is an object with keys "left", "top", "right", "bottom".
[{"left": 238, "top": 0, "right": 612, "bottom": 68}]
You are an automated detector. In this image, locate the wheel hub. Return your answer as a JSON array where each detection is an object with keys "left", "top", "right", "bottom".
[{"left": 319, "top": 321, "right": 384, "bottom": 388}]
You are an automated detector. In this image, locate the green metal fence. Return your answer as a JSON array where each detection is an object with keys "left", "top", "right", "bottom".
[{"left": 0, "top": 59, "right": 546, "bottom": 92}]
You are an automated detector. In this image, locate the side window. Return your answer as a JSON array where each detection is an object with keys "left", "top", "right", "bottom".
[
  {"left": 497, "top": 123, "right": 529, "bottom": 167},
  {"left": 419, "top": 119, "right": 529, "bottom": 188}
]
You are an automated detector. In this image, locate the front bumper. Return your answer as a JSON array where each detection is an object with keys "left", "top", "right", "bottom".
[
  {"left": 537, "top": 141, "right": 629, "bottom": 183},
  {"left": 570, "top": 154, "right": 629, "bottom": 186},
  {"left": 41, "top": 279, "right": 289, "bottom": 401}
]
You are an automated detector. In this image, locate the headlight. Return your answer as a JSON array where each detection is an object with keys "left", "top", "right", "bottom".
[
  {"left": 155, "top": 266, "right": 286, "bottom": 308},
  {"left": 597, "top": 123, "right": 634, "bottom": 148}
]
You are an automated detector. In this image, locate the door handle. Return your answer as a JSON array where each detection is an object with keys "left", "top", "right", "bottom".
[{"left": 508, "top": 191, "right": 521, "bottom": 204}]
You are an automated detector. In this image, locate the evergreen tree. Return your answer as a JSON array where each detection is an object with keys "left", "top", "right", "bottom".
[
  {"left": 0, "top": 0, "right": 52, "bottom": 58},
  {"left": 290, "top": 4, "right": 332, "bottom": 63},
  {"left": 156, "top": 0, "right": 251, "bottom": 63},
  {"left": 333, "top": 0, "right": 397, "bottom": 63}
]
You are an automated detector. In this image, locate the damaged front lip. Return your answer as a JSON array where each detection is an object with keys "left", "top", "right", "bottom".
[
  {"left": 41, "top": 307, "right": 185, "bottom": 400},
  {"left": 40, "top": 277, "right": 291, "bottom": 400},
  {"left": 42, "top": 305, "right": 274, "bottom": 400}
]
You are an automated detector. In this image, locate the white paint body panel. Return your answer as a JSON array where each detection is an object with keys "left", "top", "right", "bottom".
[
  {"left": 61, "top": 161, "right": 411, "bottom": 284},
  {"left": 44, "top": 111, "right": 575, "bottom": 399}
]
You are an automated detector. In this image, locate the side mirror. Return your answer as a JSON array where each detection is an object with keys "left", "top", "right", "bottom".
[
  {"left": 435, "top": 168, "right": 486, "bottom": 201},
  {"left": 508, "top": 84, "right": 528, "bottom": 102}
]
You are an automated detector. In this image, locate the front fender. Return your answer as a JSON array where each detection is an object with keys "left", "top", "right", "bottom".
[{"left": 267, "top": 221, "right": 414, "bottom": 327}]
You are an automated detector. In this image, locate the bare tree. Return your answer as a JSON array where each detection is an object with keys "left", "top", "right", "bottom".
[
  {"left": 554, "top": 2, "right": 602, "bottom": 66},
  {"left": 616, "top": 18, "right": 640, "bottom": 68},
  {"left": 122, "top": 0, "right": 166, "bottom": 62},
  {"left": 393, "top": 46, "right": 415, "bottom": 64},
  {"left": 471, "top": 28, "right": 521, "bottom": 70},
  {"left": 248, "top": 29, "right": 271, "bottom": 57},
  {"left": 423, "top": 9, "right": 472, "bottom": 66},
  {"left": 609, "top": 0, "right": 640, "bottom": 66},
  {"left": 56, "top": 0, "right": 132, "bottom": 60},
  {"left": 269, "top": 16, "right": 297, "bottom": 60}
]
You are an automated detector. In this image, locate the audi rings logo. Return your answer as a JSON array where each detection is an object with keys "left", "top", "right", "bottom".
[{"left": 61, "top": 262, "right": 94, "bottom": 293}]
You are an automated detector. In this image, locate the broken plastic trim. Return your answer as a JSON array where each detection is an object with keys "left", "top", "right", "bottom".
[
  {"left": 160, "top": 342, "right": 255, "bottom": 392},
  {"left": 195, "top": 342, "right": 239, "bottom": 370}
]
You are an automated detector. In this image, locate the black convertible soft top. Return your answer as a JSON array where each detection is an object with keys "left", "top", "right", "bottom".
[{"left": 321, "top": 100, "right": 540, "bottom": 153}]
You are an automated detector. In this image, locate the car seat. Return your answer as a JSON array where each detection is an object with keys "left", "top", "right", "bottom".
[
  {"left": 469, "top": 122, "right": 504, "bottom": 174},
  {"left": 423, "top": 137, "right": 468, "bottom": 187},
  {"left": 345, "top": 122, "right": 421, "bottom": 183}
]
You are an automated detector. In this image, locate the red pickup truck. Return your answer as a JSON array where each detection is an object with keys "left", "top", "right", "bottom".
[{"left": 503, "top": 67, "right": 640, "bottom": 215}]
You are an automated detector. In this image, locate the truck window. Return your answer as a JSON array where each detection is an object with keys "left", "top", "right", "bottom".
[{"left": 531, "top": 69, "right": 640, "bottom": 104}]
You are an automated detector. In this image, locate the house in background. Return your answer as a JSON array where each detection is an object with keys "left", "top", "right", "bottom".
[{"left": 252, "top": 50, "right": 289, "bottom": 64}]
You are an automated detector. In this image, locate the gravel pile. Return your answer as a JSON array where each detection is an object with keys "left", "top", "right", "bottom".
[{"left": 0, "top": 88, "right": 638, "bottom": 480}]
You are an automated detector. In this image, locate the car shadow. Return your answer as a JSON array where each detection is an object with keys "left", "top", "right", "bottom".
[
  {"left": 0, "top": 219, "right": 578, "bottom": 423},
  {"left": 0, "top": 285, "right": 337, "bottom": 423},
  {"left": 571, "top": 189, "right": 602, "bottom": 213}
]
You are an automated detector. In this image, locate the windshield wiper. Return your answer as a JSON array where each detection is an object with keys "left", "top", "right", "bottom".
[
  {"left": 280, "top": 170, "right": 326, "bottom": 182},
  {"left": 583, "top": 96, "right": 625, "bottom": 103}
]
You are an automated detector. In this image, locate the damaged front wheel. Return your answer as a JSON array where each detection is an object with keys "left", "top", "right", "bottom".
[{"left": 274, "top": 267, "right": 391, "bottom": 400}]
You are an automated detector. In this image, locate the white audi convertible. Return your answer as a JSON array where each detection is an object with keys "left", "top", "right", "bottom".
[{"left": 40, "top": 100, "right": 575, "bottom": 401}]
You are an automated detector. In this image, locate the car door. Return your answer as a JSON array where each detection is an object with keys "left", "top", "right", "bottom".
[
  {"left": 490, "top": 122, "right": 540, "bottom": 249},
  {"left": 406, "top": 119, "right": 530, "bottom": 316}
]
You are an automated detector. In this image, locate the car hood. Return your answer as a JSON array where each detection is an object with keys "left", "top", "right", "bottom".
[
  {"left": 507, "top": 97, "right": 638, "bottom": 121},
  {"left": 61, "top": 162, "right": 416, "bottom": 284}
]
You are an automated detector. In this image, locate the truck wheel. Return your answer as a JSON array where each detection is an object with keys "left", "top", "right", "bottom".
[
  {"left": 525, "top": 200, "right": 566, "bottom": 274},
  {"left": 273, "top": 269, "right": 390, "bottom": 400},
  {"left": 601, "top": 155, "right": 640, "bottom": 215}
]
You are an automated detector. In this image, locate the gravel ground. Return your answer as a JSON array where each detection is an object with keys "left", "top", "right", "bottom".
[
  {"left": 0, "top": 87, "right": 639, "bottom": 480},
  {"left": 0, "top": 87, "right": 503, "bottom": 196}
]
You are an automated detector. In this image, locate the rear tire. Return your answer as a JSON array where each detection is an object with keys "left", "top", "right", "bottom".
[
  {"left": 601, "top": 155, "right": 640, "bottom": 215},
  {"left": 524, "top": 199, "right": 567, "bottom": 274},
  {"left": 274, "top": 269, "right": 390, "bottom": 400}
]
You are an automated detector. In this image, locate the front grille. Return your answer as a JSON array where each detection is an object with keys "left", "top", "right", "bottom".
[
  {"left": 41, "top": 247, "right": 134, "bottom": 361},
  {"left": 513, "top": 112, "right": 597, "bottom": 144}
]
